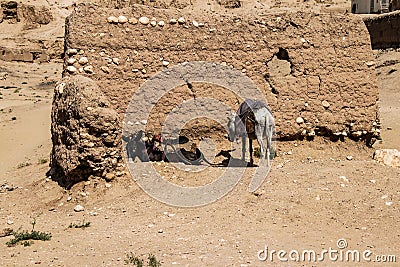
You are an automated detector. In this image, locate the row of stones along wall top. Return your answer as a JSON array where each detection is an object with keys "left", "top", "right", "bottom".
[{"left": 63, "top": 3, "right": 379, "bottom": 142}]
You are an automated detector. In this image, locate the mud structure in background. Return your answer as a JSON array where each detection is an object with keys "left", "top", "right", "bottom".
[
  {"left": 0, "top": 1, "right": 59, "bottom": 63},
  {"left": 0, "top": 1, "right": 52, "bottom": 26},
  {"left": 364, "top": 11, "right": 400, "bottom": 49}
]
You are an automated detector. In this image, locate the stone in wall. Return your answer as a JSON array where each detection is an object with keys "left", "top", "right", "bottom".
[
  {"left": 99, "top": 0, "right": 192, "bottom": 9},
  {"left": 218, "top": 0, "right": 242, "bottom": 8}
]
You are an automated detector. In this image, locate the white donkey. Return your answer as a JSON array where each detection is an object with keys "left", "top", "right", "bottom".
[{"left": 227, "top": 99, "right": 275, "bottom": 166}]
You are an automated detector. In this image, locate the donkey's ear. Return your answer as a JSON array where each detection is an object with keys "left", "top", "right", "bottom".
[
  {"left": 227, "top": 113, "right": 233, "bottom": 121},
  {"left": 122, "top": 135, "right": 130, "bottom": 142}
]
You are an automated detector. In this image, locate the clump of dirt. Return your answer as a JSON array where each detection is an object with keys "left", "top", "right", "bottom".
[{"left": 49, "top": 75, "right": 123, "bottom": 187}]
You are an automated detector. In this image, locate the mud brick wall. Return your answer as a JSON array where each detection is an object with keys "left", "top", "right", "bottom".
[
  {"left": 364, "top": 11, "right": 400, "bottom": 49},
  {"left": 62, "top": 4, "right": 379, "bottom": 142}
]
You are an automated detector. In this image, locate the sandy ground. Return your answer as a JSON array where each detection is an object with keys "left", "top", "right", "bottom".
[
  {"left": 0, "top": 1, "right": 399, "bottom": 266},
  {"left": 0, "top": 61, "right": 58, "bottom": 180},
  {"left": 0, "top": 53, "right": 398, "bottom": 266}
]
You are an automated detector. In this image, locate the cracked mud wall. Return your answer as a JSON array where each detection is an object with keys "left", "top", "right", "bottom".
[
  {"left": 62, "top": 4, "right": 379, "bottom": 139},
  {"left": 51, "top": 4, "right": 380, "bottom": 185}
]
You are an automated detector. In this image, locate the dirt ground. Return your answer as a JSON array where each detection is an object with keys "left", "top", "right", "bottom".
[{"left": 0, "top": 1, "right": 399, "bottom": 266}]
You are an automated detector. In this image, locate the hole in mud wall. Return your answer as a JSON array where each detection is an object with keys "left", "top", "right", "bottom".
[
  {"left": 264, "top": 47, "right": 294, "bottom": 96},
  {"left": 267, "top": 47, "right": 292, "bottom": 80},
  {"left": 276, "top": 47, "right": 290, "bottom": 61}
]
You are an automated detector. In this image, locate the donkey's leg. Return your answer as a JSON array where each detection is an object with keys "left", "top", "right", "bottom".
[
  {"left": 249, "top": 138, "right": 253, "bottom": 166},
  {"left": 255, "top": 124, "right": 265, "bottom": 161},
  {"left": 265, "top": 125, "right": 272, "bottom": 167},
  {"left": 241, "top": 135, "right": 247, "bottom": 162}
]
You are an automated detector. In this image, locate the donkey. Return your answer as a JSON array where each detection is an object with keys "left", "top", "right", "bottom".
[{"left": 227, "top": 99, "right": 275, "bottom": 166}]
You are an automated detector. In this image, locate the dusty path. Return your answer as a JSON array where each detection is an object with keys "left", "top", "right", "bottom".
[
  {"left": 0, "top": 138, "right": 399, "bottom": 266},
  {"left": 0, "top": 103, "right": 51, "bottom": 179},
  {"left": 374, "top": 49, "right": 400, "bottom": 150},
  {"left": 0, "top": 61, "right": 58, "bottom": 181},
  {"left": 0, "top": 54, "right": 399, "bottom": 265}
]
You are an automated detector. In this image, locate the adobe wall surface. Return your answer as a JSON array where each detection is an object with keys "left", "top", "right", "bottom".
[
  {"left": 364, "top": 11, "right": 400, "bottom": 49},
  {"left": 51, "top": 4, "right": 380, "bottom": 184},
  {"left": 63, "top": 4, "right": 379, "bottom": 139}
]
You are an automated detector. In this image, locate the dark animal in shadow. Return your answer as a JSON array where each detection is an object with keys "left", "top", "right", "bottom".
[
  {"left": 123, "top": 131, "right": 199, "bottom": 163},
  {"left": 214, "top": 149, "right": 250, "bottom": 167}
]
